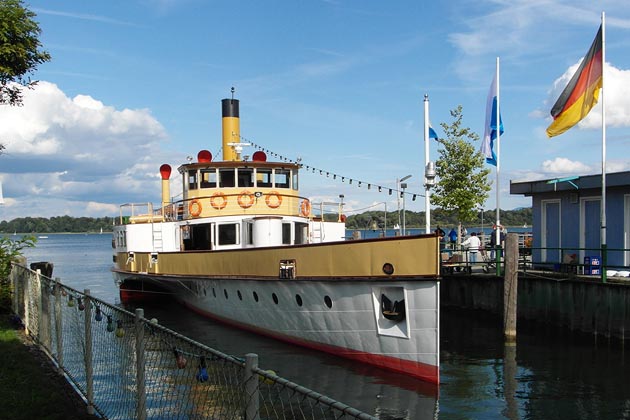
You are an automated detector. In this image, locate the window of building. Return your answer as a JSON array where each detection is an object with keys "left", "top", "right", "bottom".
[
  {"left": 275, "top": 169, "right": 290, "bottom": 188},
  {"left": 200, "top": 169, "right": 217, "bottom": 188},
  {"left": 246, "top": 221, "right": 253, "bottom": 245},
  {"left": 219, "top": 168, "right": 235, "bottom": 188}
]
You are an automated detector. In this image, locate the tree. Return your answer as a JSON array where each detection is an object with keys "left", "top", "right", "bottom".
[
  {"left": 0, "top": 0, "right": 50, "bottom": 107},
  {"left": 431, "top": 105, "right": 491, "bottom": 224},
  {"left": 0, "top": 235, "right": 36, "bottom": 311}
]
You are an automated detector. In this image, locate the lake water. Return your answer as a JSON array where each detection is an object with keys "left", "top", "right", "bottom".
[{"left": 18, "top": 233, "right": 630, "bottom": 419}]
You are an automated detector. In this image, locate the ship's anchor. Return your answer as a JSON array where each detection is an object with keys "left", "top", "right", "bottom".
[{"left": 381, "top": 294, "right": 405, "bottom": 322}]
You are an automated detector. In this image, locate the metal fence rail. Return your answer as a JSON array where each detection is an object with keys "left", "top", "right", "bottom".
[{"left": 10, "top": 263, "right": 377, "bottom": 420}]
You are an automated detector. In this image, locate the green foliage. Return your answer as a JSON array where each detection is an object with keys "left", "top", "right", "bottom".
[
  {"left": 430, "top": 105, "right": 491, "bottom": 224},
  {"left": 0, "top": 216, "right": 114, "bottom": 233},
  {"left": 0, "top": 0, "right": 51, "bottom": 106},
  {"left": 344, "top": 207, "right": 532, "bottom": 230},
  {"left": 0, "top": 235, "right": 35, "bottom": 311}
]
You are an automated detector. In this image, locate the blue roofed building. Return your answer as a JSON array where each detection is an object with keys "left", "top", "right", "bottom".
[{"left": 510, "top": 171, "right": 630, "bottom": 271}]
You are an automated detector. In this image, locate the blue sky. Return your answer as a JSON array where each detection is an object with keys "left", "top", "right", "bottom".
[{"left": 1, "top": 0, "right": 630, "bottom": 222}]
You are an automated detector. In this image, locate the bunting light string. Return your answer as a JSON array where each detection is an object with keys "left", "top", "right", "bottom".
[{"left": 241, "top": 136, "right": 426, "bottom": 201}]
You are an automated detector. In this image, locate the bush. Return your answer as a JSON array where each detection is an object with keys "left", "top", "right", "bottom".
[{"left": 0, "top": 236, "right": 36, "bottom": 312}]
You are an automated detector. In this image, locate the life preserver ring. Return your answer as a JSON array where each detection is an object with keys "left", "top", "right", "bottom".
[
  {"left": 210, "top": 192, "right": 228, "bottom": 210},
  {"left": 189, "top": 199, "right": 202, "bottom": 217},
  {"left": 265, "top": 191, "right": 282, "bottom": 208},
  {"left": 299, "top": 199, "right": 311, "bottom": 217},
  {"left": 238, "top": 190, "right": 255, "bottom": 209}
]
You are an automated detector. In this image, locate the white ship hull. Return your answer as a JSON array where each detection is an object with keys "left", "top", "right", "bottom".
[{"left": 114, "top": 271, "right": 439, "bottom": 383}]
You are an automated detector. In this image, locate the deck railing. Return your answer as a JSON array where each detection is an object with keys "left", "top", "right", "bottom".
[{"left": 10, "top": 263, "right": 376, "bottom": 420}]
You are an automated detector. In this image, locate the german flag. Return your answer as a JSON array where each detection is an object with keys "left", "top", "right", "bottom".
[{"left": 547, "top": 25, "right": 603, "bottom": 138}]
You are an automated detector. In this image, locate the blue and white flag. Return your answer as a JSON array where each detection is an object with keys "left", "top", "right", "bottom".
[
  {"left": 481, "top": 71, "right": 504, "bottom": 166},
  {"left": 429, "top": 123, "right": 438, "bottom": 140}
]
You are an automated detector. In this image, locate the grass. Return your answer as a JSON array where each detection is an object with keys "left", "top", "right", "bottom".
[{"left": 0, "top": 314, "right": 98, "bottom": 420}]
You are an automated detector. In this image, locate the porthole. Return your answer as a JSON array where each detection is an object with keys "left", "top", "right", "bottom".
[
  {"left": 295, "top": 294, "right": 303, "bottom": 307},
  {"left": 224, "top": 289, "right": 229, "bottom": 299},
  {"left": 212, "top": 288, "right": 216, "bottom": 298},
  {"left": 237, "top": 290, "right": 243, "bottom": 300},
  {"left": 253, "top": 291, "right": 259, "bottom": 302},
  {"left": 324, "top": 295, "right": 332, "bottom": 308},
  {"left": 382, "top": 263, "right": 394, "bottom": 275},
  {"left": 272, "top": 293, "right": 279, "bottom": 305}
]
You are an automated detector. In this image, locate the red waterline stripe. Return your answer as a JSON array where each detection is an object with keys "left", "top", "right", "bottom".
[{"left": 183, "top": 302, "right": 439, "bottom": 385}]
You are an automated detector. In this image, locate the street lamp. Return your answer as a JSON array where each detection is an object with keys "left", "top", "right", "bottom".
[
  {"left": 399, "top": 175, "right": 412, "bottom": 235},
  {"left": 424, "top": 161, "right": 436, "bottom": 234}
]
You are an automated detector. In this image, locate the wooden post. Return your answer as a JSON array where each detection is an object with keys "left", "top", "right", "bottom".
[{"left": 503, "top": 233, "right": 518, "bottom": 342}]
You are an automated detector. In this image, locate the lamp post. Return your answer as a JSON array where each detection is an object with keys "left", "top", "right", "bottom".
[{"left": 399, "top": 175, "right": 412, "bottom": 235}]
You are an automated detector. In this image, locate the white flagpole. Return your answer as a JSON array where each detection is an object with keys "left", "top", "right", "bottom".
[
  {"left": 495, "top": 57, "right": 501, "bottom": 250},
  {"left": 601, "top": 11, "right": 607, "bottom": 281},
  {"left": 424, "top": 94, "right": 431, "bottom": 234}
]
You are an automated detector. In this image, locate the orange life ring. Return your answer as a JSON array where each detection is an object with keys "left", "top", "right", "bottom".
[
  {"left": 189, "top": 199, "right": 202, "bottom": 217},
  {"left": 210, "top": 192, "right": 228, "bottom": 210},
  {"left": 299, "top": 199, "right": 311, "bottom": 217},
  {"left": 265, "top": 191, "right": 282, "bottom": 208},
  {"left": 238, "top": 190, "right": 255, "bottom": 209}
]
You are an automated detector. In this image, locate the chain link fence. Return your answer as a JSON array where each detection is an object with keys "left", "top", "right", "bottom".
[{"left": 10, "top": 263, "right": 377, "bottom": 420}]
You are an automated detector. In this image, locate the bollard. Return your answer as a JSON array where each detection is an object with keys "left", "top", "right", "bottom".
[
  {"left": 503, "top": 233, "right": 518, "bottom": 342},
  {"left": 244, "top": 353, "right": 260, "bottom": 420},
  {"left": 135, "top": 308, "right": 147, "bottom": 420},
  {"left": 84, "top": 289, "right": 95, "bottom": 416}
]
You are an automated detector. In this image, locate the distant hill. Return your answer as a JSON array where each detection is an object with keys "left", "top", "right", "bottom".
[
  {"left": 0, "top": 208, "right": 532, "bottom": 233},
  {"left": 0, "top": 216, "right": 114, "bottom": 234}
]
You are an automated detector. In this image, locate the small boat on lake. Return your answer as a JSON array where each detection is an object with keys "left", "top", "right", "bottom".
[{"left": 112, "top": 96, "right": 441, "bottom": 384}]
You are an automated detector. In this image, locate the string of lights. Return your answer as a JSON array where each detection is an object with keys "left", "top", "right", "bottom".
[{"left": 239, "top": 135, "right": 426, "bottom": 202}]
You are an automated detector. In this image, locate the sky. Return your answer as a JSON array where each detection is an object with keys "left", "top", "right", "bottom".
[{"left": 1, "top": 0, "right": 630, "bottom": 222}]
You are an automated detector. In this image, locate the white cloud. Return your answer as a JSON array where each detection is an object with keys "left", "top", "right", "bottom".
[
  {"left": 540, "top": 157, "right": 592, "bottom": 174},
  {"left": 0, "top": 82, "right": 169, "bottom": 219}
]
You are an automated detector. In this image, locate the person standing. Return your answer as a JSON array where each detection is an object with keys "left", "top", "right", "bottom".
[{"left": 461, "top": 232, "right": 481, "bottom": 263}]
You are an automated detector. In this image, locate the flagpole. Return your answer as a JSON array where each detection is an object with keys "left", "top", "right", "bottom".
[
  {"left": 424, "top": 94, "right": 431, "bottom": 234},
  {"left": 495, "top": 57, "right": 501, "bottom": 256},
  {"left": 601, "top": 11, "right": 607, "bottom": 282}
]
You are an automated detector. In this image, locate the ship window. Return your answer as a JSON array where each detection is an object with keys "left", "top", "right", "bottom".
[
  {"left": 237, "top": 290, "right": 242, "bottom": 300},
  {"left": 295, "top": 222, "right": 308, "bottom": 244},
  {"left": 219, "top": 168, "right": 235, "bottom": 187},
  {"left": 224, "top": 289, "right": 228, "bottom": 299},
  {"left": 217, "top": 223, "right": 239, "bottom": 245},
  {"left": 188, "top": 170, "right": 198, "bottom": 190},
  {"left": 282, "top": 223, "right": 291, "bottom": 245},
  {"left": 253, "top": 291, "right": 259, "bottom": 302},
  {"left": 324, "top": 295, "right": 332, "bottom": 308},
  {"left": 238, "top": 168, "right": 254, "bottom": 187},
  {"left": 274, "top": 169, "right": 290, "bottom": 188},
  {"left": 212, "top": 288, "right": 216, "bottom": 298},
  {"left": 200, "top": 169, "right": 217, "bottom": 188},
  {"left": 246, "top": 221, "right": 253, "bottom": 245},
  {"left": 292, "top": 171, "right": 298, "bottom": 190},
  {"left": 295, "top": 294, "right": 303, "bottom": 307},
  {"left": 257, "top": 168, "right": 272, "bottom": 188},
  {"left": 272, "top": 293, "right": 279, "bottom": 305}
]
